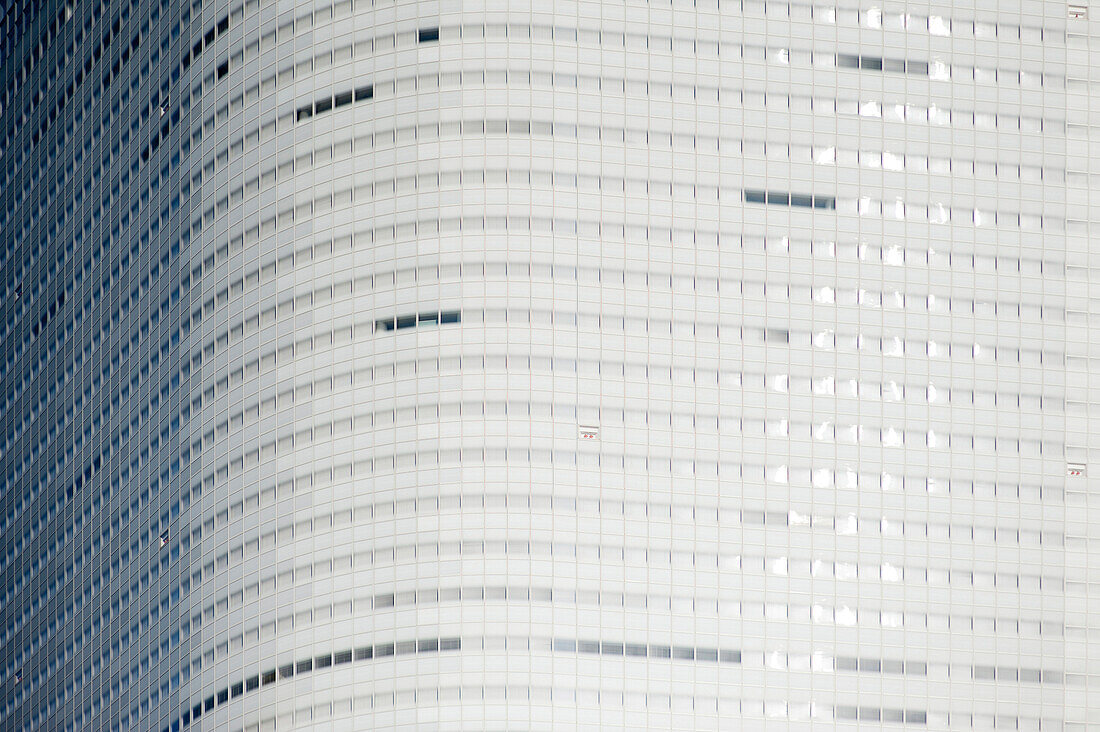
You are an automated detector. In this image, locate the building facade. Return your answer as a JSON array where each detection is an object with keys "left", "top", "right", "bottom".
[{"left": 0, "top": 0, "right": 1097, "bottom": 730}]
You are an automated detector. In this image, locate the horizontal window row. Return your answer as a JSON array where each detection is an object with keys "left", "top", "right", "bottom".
[
  {"left": 169, "top": 550, "right": 1069, "bottom": 703},
  {"left": 166, "top": 605, "right": 1062, "bottom": 732},
  {"left": 3, "top": 301, "right": 1061, "bottom": 609},
  {"left": 191, "top": 229, "right": 1059, "bottom": 324},
  {"left": 187, "top": 62, "right": 1055, "bottom": 191},
  {"left": 555, "top": 638, "right": 984, "bottom": 686},
  {"left": 193, "top": 156, "right": 1063, "bottom": 273},
  {"left": 794, "top": 2, "right": 1046, "bottom": 44},
  {"left": 240, "top": 126, "right": 1061, "bottom": 207},
  {"left": 836, "top": 706, "right": 927, "bottom": 725},
  {"left": 255, "top": 170, "right": 1058, "bottom": 235},
  {"left": 425, "top": 22, "right": 1052, "bottom": 89},
  {"left": 554, "top": 638, "right": 740, "bottom": 663},
  {"left": 836, "top": 53, "right": 927, "bottom": 75},
  {"left": 203, "top": 356, "right": 1059, "bottom": 447},
  {"left": 0, "top": 297, "right": 1067, "bottom": 588},
  {"left": 295, "top": 85, "right": 372, "bottom": 120},
  {"left": 178, "top": 637, "right": 460, "bottom": 731},
  {"left": 180, "top": 571, "right": 1066, "bottom": 704},
  {"left": 188, "top": 395, "right": 1061, "bottom": 520},
  {"left": 3, "top": 397, "right": 1063, "bottom": 677},
  {"left": 149, "top": 679, "right": 1051, "bottom": 732},
  {"left": 744, "top": 189, "right": 835, "bottom": 209},
  {"left": 0, "top": 79, "right": 1051, "bottom": 334},
  {"left": 194, "top": 304, "right": 1063, "bottom": 384},
  {"left": 189, "top": 100, "right": 1056, "bottom": 230},
  {"left": 374, "top": 310, "right": 460, "bottom": 331},
  {"left": 179, "top": 450, "right": 1066, "bottom": 592},
  {"left": 0, "top": 9, "right": 1061, "bottom": 287},
  {"left": 6, "top": 199, "right": 1053, "bottom": 510},
  {"left": 183, "top": 581, "right": 1060, "bottom": 698},
  {"left": 181, "top": 487, "right": 1064, "bottom": 638}
]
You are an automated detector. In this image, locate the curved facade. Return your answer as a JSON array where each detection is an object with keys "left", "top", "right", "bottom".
[{"left": 1, "top": 0, "right": 1097, "bottom": 730}]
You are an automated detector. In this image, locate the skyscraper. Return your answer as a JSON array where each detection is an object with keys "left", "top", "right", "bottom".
[{"left": 1, "top": 0, "right": 1096, "bottom": 730}]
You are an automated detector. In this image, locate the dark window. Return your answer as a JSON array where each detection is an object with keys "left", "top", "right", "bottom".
[
  {"left": 837, "top": 53, "right": 859, "bottom": 69},
  {"left": 334, "top": 650, "right": 353, "bottom": 664},
  {"left": 439, "top": 637, "right": 462, "bottom": 651},
  {"left": 278, "top": 663, "right": 294, "bottom": 679},
  {"left": 839, "top": 52, "right": 926, "bottom": 75},
  {"left": 296, "top": 105, "right": 312, "bottom": 121},
  {"left": 216, "top": 689, "right": 228, "bottom": 704},
  {"left": 354, "top": 85, "right": 373, "bottom": 101},
  {"left": 315, "top": 654, "right": 332, "bottom": 668},
  {"left": 375, "top": 643, "right": 395, "bottom": 657},
  {"left": 216, "top": 61, "right": 228, "bottom": 79},
  {"left": 246, "top": 676, "right": 259, "bottom": 691},
  {"left": 217, "top": 17, "right": 229, "bottom": 34},
  {"left": 262, "top": 669, "right": 276, "bottom": 685},
  {"left": 334, "top": 90, "right": 352, "bottom": 107},
  {"left": 377, "top": 310, "right": 460, "bottom": 331},
  {"left": 905, "top": 711, "right": 928, "bottom": 724},
  {"left": 744, "top": 189, "right": 834, "bottom": 209},
  {"left": 418, "top": 27, "right": 439, "bottom": 42},
  {"left": 719, "top": 649, "right": 741, "bottom": 663},
  {"left": 230, "top": 682, "right": 243, "bottom": 697},
  {"left": 296, "top": 659, "right": 312, "bottom": 673},
  {"left": 354, "top": 646, "right": 373, "bottom": 660},
  {"left": 315, "top": 96, "right": 332, "bottom": 113},
  {"left": 417, "top": 638, "right": 439, "bottom": 652},
  {"left": 203, "top": 697, "right": 214, "bottom": 712}
]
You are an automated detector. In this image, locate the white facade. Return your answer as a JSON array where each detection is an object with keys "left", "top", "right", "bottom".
[{"left": 1, "top": 0, "right": 1098, "bottom": 730}]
